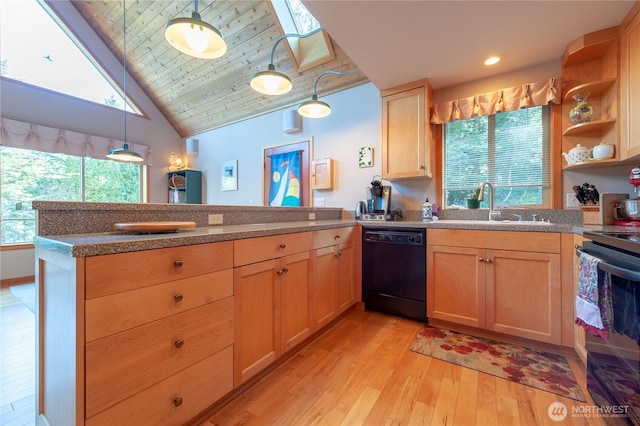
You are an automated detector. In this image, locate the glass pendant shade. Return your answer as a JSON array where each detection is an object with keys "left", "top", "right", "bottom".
[
  {"left": 250, "top": 64, "right": 292, "bottom": 95},
  {"left": 107, "top": 143, "right": 144, "bottom": 162},
  {"left": 165, "top": 11, "right": 227, "bottom": 59},
  {"left": 298, "top": 95, "right": 331, "bottom": 118}
]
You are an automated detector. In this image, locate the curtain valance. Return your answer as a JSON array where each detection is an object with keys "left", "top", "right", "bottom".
[
  {"left": 430, "top": 78, "right": 562, "bottom": 124},
  {"left": 0, "top": 117, "right": 152, "bottom": 165}
]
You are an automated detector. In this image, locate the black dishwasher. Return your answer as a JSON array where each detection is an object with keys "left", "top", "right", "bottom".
[{"left": 362, "top": 227, "right": 427, "bottom": 322}]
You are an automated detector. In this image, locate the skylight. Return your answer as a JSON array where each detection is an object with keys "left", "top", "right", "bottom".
[
  {"left": 286, "top": 0, "right": 320, "bottom": 34},
  {"left": 269, "top": 0, "right": 335, "bottom": 73},
  {"left": 0, "top": 0, "right": 138, "bottom": 113}
]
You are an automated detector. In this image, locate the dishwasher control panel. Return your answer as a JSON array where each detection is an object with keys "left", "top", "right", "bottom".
[{"left": 363, "top": 229, "right": 424, "bottom": 245}]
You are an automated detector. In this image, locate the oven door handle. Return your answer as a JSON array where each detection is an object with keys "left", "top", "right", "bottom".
[{"left": 576, "top": 247, "right": 640, "bottom": 281}]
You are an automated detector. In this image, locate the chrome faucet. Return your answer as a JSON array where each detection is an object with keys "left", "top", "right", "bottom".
[{"left": 477, "top": 182, "right": 500, "bottom": 221}]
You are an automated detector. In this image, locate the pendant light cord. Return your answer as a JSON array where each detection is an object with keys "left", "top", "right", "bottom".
[{"left": 123, "top": 0, "right": 128, "bottom": 147}]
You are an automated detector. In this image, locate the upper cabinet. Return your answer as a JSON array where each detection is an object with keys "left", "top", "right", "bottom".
[
  {"left": 619, "top": 2, "right": 640, "bottom": 159},
  {"left": 380, "top": 79, "right": 434, "bottom": 180},
  {"left": 561, "top": 27, "right": 619, "bottom": 170}
]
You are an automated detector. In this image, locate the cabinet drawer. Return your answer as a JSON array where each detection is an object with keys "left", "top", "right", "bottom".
[
  {"left": 86, "top": 269, "right": 233, "bottom": 342},
  {"left": 427, "top": 229, "right": 560, "bottom": 253},
  {"left": 85, "top": 298, "right": 234, "bottom": 417},
  {"left": 234, "top": 232, "right": 313, "bottom": 266},
  {"left": 86, "top": 241, "right": 233, "bottom": 299},
  {"left": 85, "top": 345, "right": 233, "bottom": 426},
  {"left": 313, "top": 227, "right": 356, "bottom": 249}
]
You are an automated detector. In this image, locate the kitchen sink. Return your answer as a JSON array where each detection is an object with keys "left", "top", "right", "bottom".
[{"left": 436, "top": 219, "right": 554, "bottom": 226}]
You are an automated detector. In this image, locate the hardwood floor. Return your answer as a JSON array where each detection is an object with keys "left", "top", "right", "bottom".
[
  {"left": 0, "top": 289, "right": 605, "bottom": 426},
  {"left": 1, "top": 287, "right": 36, "bottom": 426},
  {"left": 201, "top": 308, "right": 604, "bottom": 426}
]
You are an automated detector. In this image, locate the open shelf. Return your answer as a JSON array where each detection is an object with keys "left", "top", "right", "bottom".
[
  {"left": 563, "top": 119, "right": 616, "bottom": 137},
  {"left": 564, "top": 78, "right": 616, "bottom": 101}
]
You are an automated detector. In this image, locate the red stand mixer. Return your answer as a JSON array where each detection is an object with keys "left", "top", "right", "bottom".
[{"left": 614, "top": 166, "right": 640, "bottom": 225}]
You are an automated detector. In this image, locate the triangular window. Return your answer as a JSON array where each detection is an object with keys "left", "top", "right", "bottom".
[{"left": 0, "top": 0, "right": 139, "bottom": 114}]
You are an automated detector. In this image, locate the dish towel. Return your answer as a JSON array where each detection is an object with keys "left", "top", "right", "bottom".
[{"left": 575, "top": 252, "right": 614, "bottom": 339}]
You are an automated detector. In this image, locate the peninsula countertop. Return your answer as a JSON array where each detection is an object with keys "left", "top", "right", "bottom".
[{"left": 33, "top": 219, "right": 358, "bottom": 257}]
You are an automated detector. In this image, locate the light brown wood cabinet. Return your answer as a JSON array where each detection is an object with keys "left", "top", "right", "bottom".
[
  {"left": 233, "top": 232, "right": 314, "bottom": 385},
  {"left": 427, "top": 229, "right": 562, "bottom": 344},
  {"left": 312, "top": 227, "right": 359, "bottom": 329},
  {"left": 37, "top": 241, "right": 235, "bottom": 426},
  {"left": 619, "top": 2, "right": 640, "bottom": 159},
  {"left": 380, "top": 79, "right": 433, "bottom": 180}
]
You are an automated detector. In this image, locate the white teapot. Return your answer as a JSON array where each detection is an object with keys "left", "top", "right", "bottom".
[{"left": 562, "top": 144, "right": 590, "bottom": 164}]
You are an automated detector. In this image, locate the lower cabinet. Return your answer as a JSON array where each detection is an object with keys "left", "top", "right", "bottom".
[
  {"left": 427, "top": 229, "right": 562, "bottom": 344},
  {"left": 233, "top": 251, "right": 313, "bottom": 385}
]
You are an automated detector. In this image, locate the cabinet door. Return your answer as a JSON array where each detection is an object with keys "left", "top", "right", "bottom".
[
  {"left": 312, "top": 246, "right": 337, "bottom": 329},
  {"left": 485, "top": 249, "right": 561, "bottom": 344},
  {"left": 620, "top": 4, "right": 640, "bottom": 159},
  {"left": 234, "top": 260, "right": 279, "bottom": 385},
  {"left": 381, "top": 80, "right": 432, "bottom": 179},
  {"left": 280, "top": 251, "right": 313, "bottom": 352},
  {"left": 427, "top": 245, "right": 485, "bottom": 328},
  {"left": 335, "top": 241, "right": 355, "bottom": 313}
]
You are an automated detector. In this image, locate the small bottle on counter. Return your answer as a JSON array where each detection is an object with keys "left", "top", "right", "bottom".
[{"left": 422, "top": 198, "right": 432, "bottom": 222}]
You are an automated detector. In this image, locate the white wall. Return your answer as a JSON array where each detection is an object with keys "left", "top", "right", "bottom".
[
  {"left": 0, "top": 249, "right": 35, "bottom": 280},
  {"left": 1, "top": 0, "right": 184, "bottom": 204},
  {"left": 189, "top": 82, "right": 436, "bottom": 213}
]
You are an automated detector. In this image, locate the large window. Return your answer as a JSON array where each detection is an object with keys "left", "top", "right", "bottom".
[
  {"left": 0, "top": 147, "right": 141, "bottom": 244},
  {"left": 443, "top": 106, "right": 550, "bottom": 208}
]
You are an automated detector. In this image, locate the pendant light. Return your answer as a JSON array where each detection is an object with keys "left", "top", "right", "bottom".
[
  {"left": 250, "top": 27, "right": 322, "bottom": 96},
  {"left": 298, "top": 68, "right": 359, "bottom": 118},
  {"left": 165, "top": 0, "right": 226, "bottom": 59},
  {"left": 107, "top": 0, "right": 143, "bottom": 163}
]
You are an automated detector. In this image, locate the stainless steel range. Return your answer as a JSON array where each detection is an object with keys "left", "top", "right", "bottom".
[{"left": 580, "top": 230, "right": 640, "bottom": 425}]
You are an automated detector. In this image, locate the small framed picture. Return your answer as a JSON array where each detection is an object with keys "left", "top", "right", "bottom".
[
  {"left": 359, "top": 146, "right": 373, "bottom": 168},
  {"left": 221, "top": 160, "right": 237, "bottom": 191}
]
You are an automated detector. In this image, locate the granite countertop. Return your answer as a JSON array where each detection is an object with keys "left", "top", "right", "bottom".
[
  {"left": 359, "top": 219, "right": 579, "bottom": 233},
  {"left": 34, "top": 220, "right": 357, "bottom": 257}
]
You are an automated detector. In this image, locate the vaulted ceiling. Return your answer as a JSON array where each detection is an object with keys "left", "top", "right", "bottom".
[
  {"left": 69, "top": 0, "right": 635, "bottom": 139},
  {"left": 70, "top": 0, "right": 367, "bottom": 138}
]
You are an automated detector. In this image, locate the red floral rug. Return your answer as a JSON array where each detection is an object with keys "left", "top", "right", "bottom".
[{"left": 409, "top": 325, "right": 586, "bottom": 401}]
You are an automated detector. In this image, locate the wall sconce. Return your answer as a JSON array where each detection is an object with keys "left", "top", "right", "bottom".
[
  {"left": 107, "top": 0, "right": 143, "bottom": 163},
  {"left": 165, "top": 0, "right": 227, "bottom": 59},
  {"left": 298, "top": 68, "right": 359, "bottom": 118},
  {"left": 250, "top": 27, "right": 322, "bottom": 96}
]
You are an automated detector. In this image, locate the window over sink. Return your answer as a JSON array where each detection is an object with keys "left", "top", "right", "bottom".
[{"left": 443, "top": 105, "right": 551, "bottom": 209}]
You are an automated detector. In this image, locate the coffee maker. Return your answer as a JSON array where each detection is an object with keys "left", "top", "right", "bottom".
[{"left": 363, "top": 175, "right": 392, "bottom": 220}]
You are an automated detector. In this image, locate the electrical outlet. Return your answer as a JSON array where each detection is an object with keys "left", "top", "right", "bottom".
[
  {"left": 566, "top": 193, "right": 580, "bottom": 208},
  {"left": 314, "top": 197, "right": 325, "bottom": 206},
  {"left": 208, "top": 214, "right": 223, "bottom": 225},
  {"left": 309, "top": 213, "right": 316, "bottom": 221}
]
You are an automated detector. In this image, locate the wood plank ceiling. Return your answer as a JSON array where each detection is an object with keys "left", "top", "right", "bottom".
[{"left": 70, "top": 0, "right": 368, "bottom": 138}]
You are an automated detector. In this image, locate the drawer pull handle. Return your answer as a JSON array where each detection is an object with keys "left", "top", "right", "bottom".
[
  {"left": 174, "top": 293, "right": 184, "bottom": 303},
  {"left": 334, "top": 252, "right": 342, "bottom": 258},
  {"left": 334, "top": 235, "right": 341, "bottom": 240},
  {"left": 478, "top": 257, "right": 484, "bottom": 262},
  {"left": 174, "top": 339, "right": 184, "bottom": 348},
  {"left": 279, "top": 243, "right": 286, "bottom": 249},
  {"left": 173, "top": 396, "right": 183, "bottom": 407},
  {"left": 174, "top": 259, "right": 184, "bottom": 267}
]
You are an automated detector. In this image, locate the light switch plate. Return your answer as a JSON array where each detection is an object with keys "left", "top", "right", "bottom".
[{"left": 208, "top": 214, "right": 223, "bottom": 225}]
